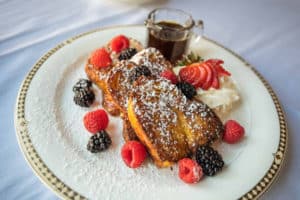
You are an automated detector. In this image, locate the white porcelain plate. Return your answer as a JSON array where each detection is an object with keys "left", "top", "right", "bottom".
[{"left": 14, "top": 25, "right": 287, "bottom": 200}]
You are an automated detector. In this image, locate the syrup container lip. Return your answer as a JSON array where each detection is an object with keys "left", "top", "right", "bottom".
[{"left": 147, "top": 8, "right": 195, "bottom": 31}]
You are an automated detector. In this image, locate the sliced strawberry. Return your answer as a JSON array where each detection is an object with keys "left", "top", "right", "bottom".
[
  {"left": 160, "top": 70, "right": 178, "bottom": 84},
  {"left": 186, "top": 63, "right": 201, "bottom": 88},
  {"left": 188, "top": 62, "right": 202, "bottom": 68},
  {"left": 206, "top": 59, "right": 224, "bottom": 66},
  {"left": 189, "top": 66, "right": 201, "bottom": 87},
  {"left": 206, "top": 59, "right": 230, "bottom": 76},
  {"left": 179, "top": 66, "right": 194, "bottom": 84},
  {"left": 209, "top": 63, "right": 220, "bottom": 89},
  {"left": 201, "top": 63, "right": 213, "bottom": 90},
  {"left": 188, "top": 66, "right": 199, "bottom": 83},
  {"left": 191, "top": 73, "right": 202, "bottom": 88},
  {"left": 211, "top": 76, "right": 219, "bottom": 89},
  {"left": 196, "top": 65, "right": 207, "bottom": 88},
  {"left": 215, "top": 65, "right": 231, "bottom": 76}
]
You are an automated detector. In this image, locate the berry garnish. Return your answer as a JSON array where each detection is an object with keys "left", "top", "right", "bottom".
[
  {"left": 118, "top": 48, "right": 137, "bottom": 60},
  {"left": 121, "top": 141, "right": 147, "bottom": 168},
  {"left": 83, "top": 109, "right": 109, "bottom": 134},
  {"left": 223, "top": 120, "right": 245, "bottom": 144},
  {"left": 195, "top": 145, "right": 224, "bottom": 176},
  {"left": 206, "top": 59, "right": 231, "bottom": 76},
  {"left": 179, "top": 58, "right": 230, "bottom": 90},
  {"left": 160, "top": 70, "right": 178, "bottom": 84},
  {"left": 178, "top": 158, "right": 203, "bottom": 184},
  {"left": 129, "top": 65, "right": 151, "bottom": 83},
  {"left": 72, "top": 79, "right": 92, "bottom": 93},
  {"left": 176, "top": 82, "right": 196, "bottom": 99},
  {"left": 73, "top": 89, "right": 95, "bottom": 107},
  {"left": 87, "top": 130, "right": 112, "bottom": 153},
  {"left": 90, "top": 48, "right": 112, "bottom": 69},
  {"left": 179, "top": 65, "right": 195, "bottom": 84},
  {"left": 110, "top": 35, "right": 130, "bottom": 53},
  {"left": 201, "top": 63, "right": 213, "bottom": 90},
  {"left": 211, "top": 66, "right": 220, "bottom": 89}
]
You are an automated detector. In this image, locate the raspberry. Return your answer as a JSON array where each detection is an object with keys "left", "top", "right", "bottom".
[
  {"left": 121, "top": 141, "right": 147, "bottom": 168},
  {"left": 110, "top": 35, "right": 129, "bottom": 53},
  {"left": 83, "top": 109, "right": 109, "bottom": 134},
  {"left": 90, "top": 48, "right": 112, "bottom": 69},
  {"left": 160, "top": 70, "right": 178, "bottom": 84},
  {"left": 223, "top": 120, "right": 245, "bottom": 144},
  {"left": 178, "top": 158, "right": 203, "bottom": 184}
]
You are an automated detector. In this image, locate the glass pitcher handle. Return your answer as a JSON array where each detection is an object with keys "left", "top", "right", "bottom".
[{"left": 194, "top": 20, "right": 204, "bottom": 43}]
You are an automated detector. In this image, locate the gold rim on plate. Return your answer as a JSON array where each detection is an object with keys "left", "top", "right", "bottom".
[{"left": 14, "top": 25, "right": 288, "bottom": 200}]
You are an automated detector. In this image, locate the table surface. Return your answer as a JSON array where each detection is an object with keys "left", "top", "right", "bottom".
[{"left": 1, "top": 0, "right": 299, "bottom": 199}]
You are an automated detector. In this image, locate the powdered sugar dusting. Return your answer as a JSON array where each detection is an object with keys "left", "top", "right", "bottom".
[
  {"left": 132, "top": 77, "right": 223, "bottom": 160},
  {"left": 26, "top": 56, "right": 184, "bottom": 200},
  {"left": 107, "top": 48, "right": 172, "bottom": 111},
  {"left": 130, "top": 47, "right": 172, "bottom": 74}
]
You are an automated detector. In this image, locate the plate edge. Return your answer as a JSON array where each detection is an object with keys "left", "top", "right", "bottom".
[{"left": 14, "top": 25, "right": 288, "bottom": 200}]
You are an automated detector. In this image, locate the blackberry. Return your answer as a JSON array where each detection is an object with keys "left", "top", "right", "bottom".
[
  {"left": 176, "top": 82, "right": 196, "bottom": 99},
  {"left": 118, "top": 48, "right": 137, "bottom": 60},
  {"left": 73, "top": 79, "right": 92, "bottom": 93},
  {"left": 195, "top": 145, "right": 224, "bottom": 176},
  {"left": 73, "top": 89, "right": 95, "bottom": 107},
  {"left": 87, "top": 130, "right": 112, "bottom": 153},
  {"left": 129, "top": 65, "right": 151, "bottom": 83}
]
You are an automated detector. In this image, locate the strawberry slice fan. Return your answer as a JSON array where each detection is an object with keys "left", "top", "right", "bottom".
[{"left": 179, "top": 59, "right": 231, "bottom": 90}]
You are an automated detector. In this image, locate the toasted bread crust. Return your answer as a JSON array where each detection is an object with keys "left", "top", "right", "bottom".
[
  {"left": 85, "top": 44, "right": 224, "bottom": 168},
  {"left": 128, "top": 99, "right": 175, "bottom": 167},
  {"left": 128, "top": 77, "right": 223, "bottom": 167},
  {"left": 85, "top": 62, "right": 121, "bottom": 116}
]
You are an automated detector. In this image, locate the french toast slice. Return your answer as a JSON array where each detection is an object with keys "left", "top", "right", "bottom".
[
  {"left": 127, "top": 77, "right": 223, "bottom": 167},
  {"left": 106, "top": 60, "right": 137, "bottom": 114},
  {"left": 104, "top": 48, "right": 173, "bottom": 141},
  {"left": 106, "top": 48, "right": 173, "bottom": 114},
  {"left": 85, "top": 37, "right": 143, "bottom": 116},
  {"left": 85, "top": 62, "right": 121, "bottom": 115}
]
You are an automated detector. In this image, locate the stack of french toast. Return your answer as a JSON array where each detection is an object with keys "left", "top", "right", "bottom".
[{"left": 85, "top": 36, "right": 224, "bottom": 168}]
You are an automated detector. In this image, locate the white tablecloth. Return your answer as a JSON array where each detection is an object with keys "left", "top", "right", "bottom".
[{"left": 1, "top": 0, "right": 299, "bottom": 199}]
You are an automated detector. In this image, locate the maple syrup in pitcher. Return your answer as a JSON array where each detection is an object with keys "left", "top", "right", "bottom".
[
  {"left": 146, "top": 8, "right": 203, "bottom": 63},
  {"left": 148, "top": 21, "right": 189, "bottom": 63}
]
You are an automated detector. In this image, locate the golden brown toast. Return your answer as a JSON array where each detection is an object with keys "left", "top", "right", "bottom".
[
  {"left": 106, "top": 60, "right": 137, "bottom": 114},
  {"left": 85, "top": 38, "right": 144, "bottom": 116},
  {"left": 86, "top": 46, "right": 172, "bottom": 141},
  {"left": 85, "top": 62, "right": 121, "bottom": 115},
  {"left": 104, "top": 48, "right": 172, "bottom": 140},
  {"left": 127, "top": 77, "right": 223, "bottom": 167},
  {"left": 106, "top": 48, "right": 173, "bottom": 114}
]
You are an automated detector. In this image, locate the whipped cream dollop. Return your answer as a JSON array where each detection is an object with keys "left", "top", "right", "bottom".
[
  {"left": 173, "top": 67, "right": 240, "bottom": 118},
  {"left": 195, "top": 76, "right": 240, "bottom": 117}
]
